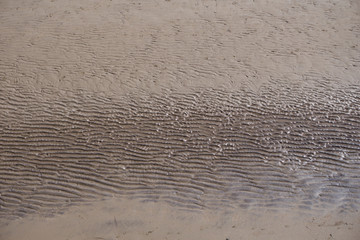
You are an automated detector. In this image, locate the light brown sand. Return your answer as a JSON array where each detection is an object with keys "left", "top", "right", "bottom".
[
  {"left": 0, "top": 0, "right": 359, "bottom": 94},
  {"left": 0, "top": 0, "right": 359, "bottom": 239},
  {"left": 1, "top": 198, "right": 359, "bottom": 240}
]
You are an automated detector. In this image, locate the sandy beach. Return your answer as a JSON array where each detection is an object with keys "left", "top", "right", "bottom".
[{"left": 0, "top": 0, "right": 359, "bottom": 239}]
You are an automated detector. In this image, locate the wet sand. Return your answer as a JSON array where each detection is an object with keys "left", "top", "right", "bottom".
[
  {"left": 0, "top": 85, "right": 360, "bottom": 217},
  {"left": 1, "top": 198, "right": 359, "bottom": 240},
  {"left": 1, "top": 0, "right": 360, "bottom": 239}
]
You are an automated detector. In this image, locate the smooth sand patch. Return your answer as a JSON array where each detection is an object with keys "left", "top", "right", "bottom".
[{"left": 1, "top": 198, "right": 359, "bottom": 240}]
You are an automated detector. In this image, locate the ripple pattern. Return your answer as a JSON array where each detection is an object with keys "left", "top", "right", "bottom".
[{"left": 0, "top": 84, "right": 360, "bottom": 219}]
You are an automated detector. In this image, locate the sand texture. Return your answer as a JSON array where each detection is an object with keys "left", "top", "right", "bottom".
[{"left": 0, "top": 0, "right": 359, "bottom": 239}]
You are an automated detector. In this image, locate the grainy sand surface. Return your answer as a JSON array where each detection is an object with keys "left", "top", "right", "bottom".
[
  {"left": 0, "top": 0, "right": 359, "bottom": 239},
  {"left": 2, "top": 198, "right": 360, "bottom": 240}
]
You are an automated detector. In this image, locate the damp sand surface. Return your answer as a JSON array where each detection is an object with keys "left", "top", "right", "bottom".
[
  {"left": 1, "top": 0, "right": 360, "bottom": 239},
  {"left": 1, "top": 198, "right": 359, "bottom": 240},
  {"left": 0, "top": 0, "right": 359, "bottom": 94}
]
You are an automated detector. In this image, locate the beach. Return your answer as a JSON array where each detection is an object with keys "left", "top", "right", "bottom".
[{"left": 0, "top": 0, "right": 359, "bottom": 239}]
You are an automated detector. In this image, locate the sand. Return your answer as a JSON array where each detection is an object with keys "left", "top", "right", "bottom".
[
  {"left": 1, "top": 198, "right": 359, "bottom": 240},
  {"left": 1, "top": 0, "right": 359, "bottom": 94},
  {"left": 0, "top": 0, "right": 359, "bottom": 239}
]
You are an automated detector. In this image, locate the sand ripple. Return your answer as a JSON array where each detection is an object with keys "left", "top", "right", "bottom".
[{"left": 0, "top": 83, "right": 359, "bottom": 220}]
